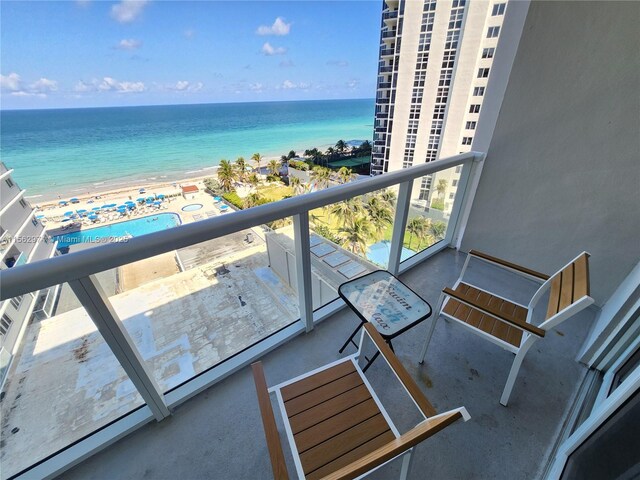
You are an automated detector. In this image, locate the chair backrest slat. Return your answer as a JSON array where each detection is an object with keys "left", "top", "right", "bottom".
[{"left": 545, "top": 252, "right": 591, "bottom": 320}]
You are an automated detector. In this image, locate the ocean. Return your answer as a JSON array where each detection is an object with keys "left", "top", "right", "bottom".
[{"left": 0, "top": 99, "right": 374, "bottom": 201}]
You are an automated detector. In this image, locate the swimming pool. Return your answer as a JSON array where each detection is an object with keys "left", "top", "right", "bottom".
[
  {"left": 182, "top": 203, "right": 203, "bottom": 212},
  {"left": 366, "top": 240, "right": 415, "bottom": 267},
  {"left": 53, "top": 213, "right": 182, "bottom": 249}
]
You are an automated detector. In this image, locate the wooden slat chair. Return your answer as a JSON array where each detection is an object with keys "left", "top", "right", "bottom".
[
  {"left": 253, "top": 323, "right": 470, "bottom": 480},
  {"left": 419, "top": 250, "right": 593, "bottom": 406}
]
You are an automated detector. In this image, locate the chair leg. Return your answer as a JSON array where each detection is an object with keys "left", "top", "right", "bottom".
[
  {"left": 419, "top": 292, "right": 445, "bottom": 364},
  {"left": 399, "top": 449, "right": 414, "bottom": 480},
  {"left": 339, "top": 321, "right": 365, "bottom": 354},
  {"left": 500, "top": 348, "right": 527, "bottom": 407}
]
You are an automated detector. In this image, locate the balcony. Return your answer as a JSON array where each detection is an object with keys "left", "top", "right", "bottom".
[
  {"left": 381, "top": 30, "right": 396, "bottom": 40},
  {"left": 376, "top": 97, "right": 391, "bottom": 104},
  {"left": 380, "top": 48, "right": 395, "bottom": 57},
  {"left": 382, "top": 10, "right": 398, "bottom": 22},
  {"left": 379, "top": 65, "right": 393, "bottom": 73},
  {"left": 378, "top": 82, "right": 392, "bottom": 89},
  {"left": 60, "top": 249, "right": 594, "bottom": 479}
]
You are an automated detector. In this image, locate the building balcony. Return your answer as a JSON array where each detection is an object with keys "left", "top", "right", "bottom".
[
  {"left": 381, "top": 30, "right": 396, "bottom": 39},
  {"left": 379, "top": 65, "right": 393, "bottom": 73},
  {"left": 59, "top": 249, "right": 593, "bottom": 480},
  {"left": 382, "top": 10, "right": 398, "bottom": 22},
  {"left": 378, "top": 82, "right": 392, "bottom": 89},
  {"left": 376, "top": 97, "right": 391, "bottom": 104},
  {"left": 380, "top": 48, "right": 395, "bottom": 57}
]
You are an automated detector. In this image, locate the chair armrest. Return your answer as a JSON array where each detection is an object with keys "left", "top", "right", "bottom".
[
  {"left": 442, "top": 287, "right": 546, "bottom": 338},
  {"left": 320, "top": 409, "right": 468, "bottom": 480},
  {"left": 363, "top": 323, "right": 436, "bottom": 417},
  {"left": 251, "top": 362, "right": 290, "bottom": 480},
  {"left": 469, "top": 250, "right": 549, "bottom": 281}
]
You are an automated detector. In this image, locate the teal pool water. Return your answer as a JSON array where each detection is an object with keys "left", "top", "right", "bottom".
[
  {"left": 366, "top": 241, "right": 415, "bottom": 268},
  {"left": 182, "top": 204, "right": 203, "bottom": 212},
  {"left": 53, "top": 213, "right": 181, "bottom": 249}
]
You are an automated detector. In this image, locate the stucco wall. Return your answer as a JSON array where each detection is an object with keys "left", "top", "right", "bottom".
[{"left": 461, "top": 1, "right": 640, "bottom": 306}]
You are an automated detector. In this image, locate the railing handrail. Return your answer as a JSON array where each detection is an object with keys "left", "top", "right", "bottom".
[{"left": 0, "top": 152, "right": 481, "bottom": 300}]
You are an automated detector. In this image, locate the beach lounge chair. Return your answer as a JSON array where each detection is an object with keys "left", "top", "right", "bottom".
[
  {"left": 253, "top": 323, "right": 470, "bottom": 480},
  {"left": 419, "top": 251, "right": 593, "bottom": 406}
]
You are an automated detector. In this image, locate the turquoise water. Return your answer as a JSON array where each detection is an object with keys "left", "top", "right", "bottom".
[
  {"left": 182, "top": 204, "right": 203, "bottom": 212},
  {"left": 52, "top": 213, "right": 181, "bottom": 248},
  {"left": 1, "top": 99, "right": 374, "bottom": 200},
  {"left": 366, "top": 241, "right": 415, "bottom": 268}
]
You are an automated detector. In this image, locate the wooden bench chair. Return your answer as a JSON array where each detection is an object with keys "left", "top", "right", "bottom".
[
  {"left": 253, "top": 323, "right": 470, "bottom": 480},
  {"left": 419, "top": 250, "right": 593, "bottom": 406}
]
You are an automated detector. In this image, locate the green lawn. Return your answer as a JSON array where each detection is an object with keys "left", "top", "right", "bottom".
[{"left": 256, "top": 184, "right": 293, "bottom": 201}]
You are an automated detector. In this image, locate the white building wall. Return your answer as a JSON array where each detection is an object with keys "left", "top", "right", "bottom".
[{"left": 460, "top": 0, "right": 640, "bottom": 306}]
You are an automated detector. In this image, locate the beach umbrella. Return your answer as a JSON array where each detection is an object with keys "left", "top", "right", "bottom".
[
  {"left": 92, "top": 207, "right": 101, "bottom": 211},
  {"left": 153, "top": 200, "right": 162, "bottom": 205},
  {"left": 219, "top": 205, "right": 228, "bottom": 210},
  {"left": 36, "top": 214, "right": 46, "bottom": 219},
  {"left": 157, "top": 194, "right": 165, "bottom": 199},
  {"left": 139, "top": 188, "right": 146, "bottom": 193},
  {"left": 61, "top": 218, "right": 72, "bottom": 223},
  {"left": 59, "top": 200, "right": 68, "bottom": 205},
  {"left": 77, "top": 209, "right": 88, "bottom": 214},
  {"left": 64, "top": 211, "right": 74, "bottom": 217},
  {"left": 146, "top": 196, "right": 155, "bottom": 201},
  {"left": 136, "top": 197, "right": 145, "bottom": 203},
  {"left": 106, "top": 203, "right": 117, "bottom": 208},
  {"left": 88, "top": 214, "right": 98, "bottom": 220},
  {"left": 70, "top": 197, "right": 79, "bottom": 203},
  {"left": 125, "top": 200, "right": 135, "bottom": 205}
]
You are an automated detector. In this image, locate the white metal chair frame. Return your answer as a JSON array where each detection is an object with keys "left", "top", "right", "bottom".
[
  {"left": 419, "top": 251, "right": 594, "bottom": 406},
  {"left": 254, "top": 323, "right": 470, "bottom": 480}
]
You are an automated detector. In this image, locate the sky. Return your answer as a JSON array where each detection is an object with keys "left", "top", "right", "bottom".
[{"left": 0, "top": 0, "right": 381, "bottom": 110}]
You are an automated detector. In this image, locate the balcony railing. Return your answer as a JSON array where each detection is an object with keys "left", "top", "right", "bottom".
[
  {"left": 379, "top": 65, "right": 393, "bottom": 73},
  {"left": 378, "top": 82, "right": 392, "bottom": 89},
  {"left": 0, "top": 152, "right": 484, "bottom": 479},
  {"left": 380, "top": 48, "right": 395, "bottom": 57},
  {"left": 382, "top": 10, "right": 398, "bottom": 21},
  {"left": 381, "top": 30, "right": 396, "bottom": 39}
]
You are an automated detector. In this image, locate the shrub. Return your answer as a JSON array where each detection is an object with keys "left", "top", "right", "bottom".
[
  {"left": 312, "top": 224, "right": 342, "bottom": 245},
  {"left": 430, "top": 199, "right": 445, "bottom": 211},
  {"left": 222, "top": 191, "right": 243, "bottom": 209},
  {"left": 288, "top": 160, "right": 309, "bottom": 171}
]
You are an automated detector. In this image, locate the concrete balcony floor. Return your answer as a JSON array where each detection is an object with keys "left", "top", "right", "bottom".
[{"left": 62, "top": 248, "right": 594, "bottom": 479}]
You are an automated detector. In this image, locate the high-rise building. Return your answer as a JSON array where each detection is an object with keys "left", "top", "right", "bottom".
[
  {"left": 372, "top": 0, "right": 508, "bottom": 212},
  {"left": 0, "top": 162, "right": 58, "bottom": 386}
]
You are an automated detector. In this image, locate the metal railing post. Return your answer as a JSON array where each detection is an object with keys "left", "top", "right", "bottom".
[
  {"left": 293, "top": 213, "right": 314, "bottom": 332},
  {"left": 69, "top": 275, "right": 170, "bottom": 421},
  {"left": 388, "top": 181, "right": 413, "bottom": 275},
  {"left": 445, "top": 153, "right": 486, "bottom": 248}
]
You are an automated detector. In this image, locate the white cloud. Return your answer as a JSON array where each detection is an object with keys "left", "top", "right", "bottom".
[
  {"left": 160, "top": 81, "right": 203, "bottom": 93},
  {"left": 1, "top": 72, "right": 22, "bottom": 91},
  {"left": 280, "top": 80, "right": 310, "bottom": 90},
  {"left": 175, "top": 80, "right": 190, "bottom": 91},
  {"left": 74, "top": 80, "right": 94, "bottom": 92},
  {"left": 30, "top": 78, "right": 58, "bottom": 92},
  {"left": 346, "top": 79, "right": 359, "bottom": 89},
  {"left": 110, "top": 0, "right": 149, "bottom": 23},
  {"left": 116, "top": 39, "right": 143, "bottom": 50},
  {"left": 257, "top": 17, "right": 291, "bottom": 36},
  {"left": 98, "top": 76, "right": 146, "bottom": 93},
  {"left": 249, "top": 82, "right": 264, "bottom": 92},
  {"left": 11, "top": 91, "right": 46, "bottom": 98},
  {"left": 262, "top": 42, "right": 287, "bottom": 56}
]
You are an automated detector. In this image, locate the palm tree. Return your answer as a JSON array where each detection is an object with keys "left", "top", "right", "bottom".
[
  {"left": 287, "top": 150, "right": 297, "bottom": 160},
  {"left": 289, "top": 176, "right": 303, "bottom": 195},
  {"left": 251, "top": 152, "right": 263, "bottom": 172},
  {"left": 338, "top": 215, "right": 374, "bottom": 256},
  {"left": 335, "top": 139, "right": 347, "bottom": 154},
  {"left": 337, "top": 166, "right": 356, "bottom": 184},
  {"left": 365, "top": 196, "right": 393, "bottom": 240},
  {"left": 436, "top": 179, "right": 448, "bottom": 199},
  {"left": 406, "top": 217, "right": 426, "bottom": 249},
  {"left": 311, "top": 167, "right": 332, "bottom": 189},
  {"left": 429, "top": 220, "right": 447, "bottom": 241},
  {"left": 234, "top": 157, "right": 247, "bottom": 182},
  {"left": 247, "top": 172, "right": 260, "bottom": 188},
  {"left": 378, "top": 189, "right": 397, "bottom": 208},
  {"left": 267, "top": 159, "right": 280, "bottom": 177},
  {"left": 217, "top": 159, "right": 235, "bottom": 192},
  {"left": 243, "top": 192, "right": 263, "bottom": 209},
  {"left": 330, "top": 198, "right": 362, "bottom": 228}
]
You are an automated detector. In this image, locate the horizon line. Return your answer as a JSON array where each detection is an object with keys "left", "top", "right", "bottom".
[{"left": 0, "top": 96, "right": 376, "bottom": 113}]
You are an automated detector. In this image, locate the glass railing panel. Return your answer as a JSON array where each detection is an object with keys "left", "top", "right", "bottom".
[
  {"left": 306, "top": 176, "right": 400, "bottom": 309},
  {"left": 405, "top": 166, "right": 461, "bottom": 257},
  {"left": 81, "top": 202, "right": 299, "bottom": 394},
  {"left": 0, "top": 284, "right": 144, "bottom": 478}
]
